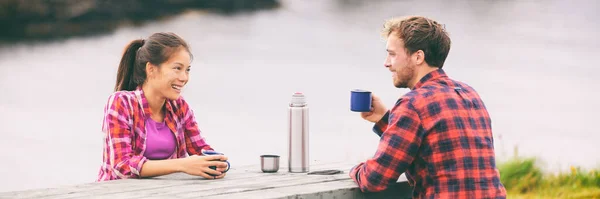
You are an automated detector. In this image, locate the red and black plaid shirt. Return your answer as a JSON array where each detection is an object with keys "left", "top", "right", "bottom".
[{"left": 350, "top": 69, "right": 507, "bottom": 198}]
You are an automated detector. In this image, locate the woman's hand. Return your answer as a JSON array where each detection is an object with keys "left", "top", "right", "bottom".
[
  {"left": 179, "top": 155, "right": 228, "bottom": 179},
  {"left": 213, "top": 156, "right": 229, "bottom": 179},
  {"left": 215, "top": 155, "right": 229, "bottom": 172}
]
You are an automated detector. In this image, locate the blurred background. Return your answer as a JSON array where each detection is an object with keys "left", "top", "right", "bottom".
[{"left": 0, "top": 0, "right": 599, "bottom": 195}]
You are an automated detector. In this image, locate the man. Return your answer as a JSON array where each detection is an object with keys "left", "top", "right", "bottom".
[{"left": 349, "top": 16, "right": 507, "bottom": 198}]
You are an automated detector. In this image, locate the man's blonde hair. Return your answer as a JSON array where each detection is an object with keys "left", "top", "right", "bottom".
[{"left": 382, "top": 16, "right": 451, "bottom": 68}]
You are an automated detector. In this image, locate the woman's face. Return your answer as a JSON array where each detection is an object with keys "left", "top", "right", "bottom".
[{"left": 146, "top": 48, "right": 192, "bottom": 100}]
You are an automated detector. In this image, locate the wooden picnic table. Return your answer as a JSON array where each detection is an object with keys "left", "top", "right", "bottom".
[{"left": 0, "top": 161, "right": 411, "bottom": 199}]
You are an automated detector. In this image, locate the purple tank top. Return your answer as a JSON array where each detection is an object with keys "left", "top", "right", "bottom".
[{"left": 143, "top": 117, "right": 176, "bottom": 160}]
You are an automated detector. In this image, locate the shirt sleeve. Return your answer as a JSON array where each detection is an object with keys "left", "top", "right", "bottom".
[
  {"left": 178, "top": 97, "right": 214, "bottom": 156},
  {"left": 101, "top": 93, "right": 148, "bottom": 179},
  {"left": 372, "top": 111, "right": 391, "bottom": 137},
  {"left": 350, "top": 99, "right": 424, "bottom": 192}
]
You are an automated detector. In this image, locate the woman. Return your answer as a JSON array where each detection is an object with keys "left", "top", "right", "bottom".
[{"left": 97, "top": 32, "right": 229, "bottom": 181}]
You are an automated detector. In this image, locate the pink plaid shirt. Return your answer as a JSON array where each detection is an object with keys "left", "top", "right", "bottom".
[{"left": 97, "top": 87, "right": 214, "bottom": 181}]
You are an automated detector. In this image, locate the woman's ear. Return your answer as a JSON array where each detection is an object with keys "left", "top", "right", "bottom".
[{"left": 145, "top": 62, "right": 155, "bottom": 79}]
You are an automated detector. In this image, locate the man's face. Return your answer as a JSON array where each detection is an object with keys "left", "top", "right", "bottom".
[{"left": 384, "top": 32, "right": 416, "bottom": 89}]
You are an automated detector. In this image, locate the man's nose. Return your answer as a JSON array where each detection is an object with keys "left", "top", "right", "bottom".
[{"left": 384, "top": 57, "right": 391, "bottom": 68}]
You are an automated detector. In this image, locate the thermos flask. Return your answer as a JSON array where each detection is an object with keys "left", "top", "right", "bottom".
[{"left": 288, "top": 92, "right": 309, "bottom": 173}]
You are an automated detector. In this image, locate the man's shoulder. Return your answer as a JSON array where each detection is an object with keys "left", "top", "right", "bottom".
[
  {"left": 413, "top": 77, "right": 479, "bottom": 95},
  {"left": 402, "top": 82, "right": 442, "bottom": 102},
  {"left": 403, "top": 77, "right": 478, "bottom": 108},
  {"left": 445, "top": 77, "right": 476, "bottom": 89}
]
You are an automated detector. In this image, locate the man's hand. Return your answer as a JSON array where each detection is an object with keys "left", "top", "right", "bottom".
[{"left": 360, "top": 94, "right": 388, "bottom": 123}]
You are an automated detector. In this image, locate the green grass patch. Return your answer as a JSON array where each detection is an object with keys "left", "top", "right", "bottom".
[{"left": 498, "top": 156, "right": 600, "bottom": 198}]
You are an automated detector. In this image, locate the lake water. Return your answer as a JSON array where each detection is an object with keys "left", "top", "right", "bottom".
[{"left": 0, "top": 0, "right": 598, "bottom": 192}]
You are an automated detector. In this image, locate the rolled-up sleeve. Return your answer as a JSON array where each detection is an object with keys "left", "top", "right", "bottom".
[
  {"left": 101, "top": 93, "right": 148, "bottom": 180},
  {"left": 350, "top": 100, "right": 424, "bottom": 192}
]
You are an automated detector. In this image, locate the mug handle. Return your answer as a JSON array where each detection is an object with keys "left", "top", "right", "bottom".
[
  {"left": 223, "top": 161, "right": 231, "bottom": 173},
  {"left": 202, "top": 150, "right": 230, "bottom": 173}
]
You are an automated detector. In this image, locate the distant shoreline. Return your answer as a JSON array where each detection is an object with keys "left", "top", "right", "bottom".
[{"left": 0, "top": 0, "right": 280, "bottom": 42}]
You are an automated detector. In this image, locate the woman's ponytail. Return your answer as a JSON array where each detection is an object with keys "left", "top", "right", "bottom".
[{"left": 115, "top": 39, "right": 144, "bottom": 91}]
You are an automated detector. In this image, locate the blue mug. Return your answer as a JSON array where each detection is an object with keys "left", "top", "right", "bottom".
[
  {"left": 202, "top": 150, "right": 230, "bottom": 176},
  {"left": 350, "top": 89, "right": 372, "bottom": 112}
]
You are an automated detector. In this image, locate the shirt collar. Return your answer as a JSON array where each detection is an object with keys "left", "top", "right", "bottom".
[
  {"left": 135, "top": 86, "right": 175, "bottom": 119},
  {"left": 412, "top": 68, "right": 448, "bottom": 90},
  {"left": 135, "top": 86, "right": 152, "bottom": 119}
]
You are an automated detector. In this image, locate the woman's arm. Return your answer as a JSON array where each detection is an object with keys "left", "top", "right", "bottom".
[
  {"left": 176, "top": 97, "right": 229, "bottom": 177},
  {"left": 140, "top": 155, "right": 226, "bottom": 178},
  {"left": 139, "top": 158, "right": 184, "bottom": 177},
  {"left": 100, "top": 93, "right": 148, "bottom": 179},
  {"left": 177, "top": 97, "right": 214, "bottom": 155}
]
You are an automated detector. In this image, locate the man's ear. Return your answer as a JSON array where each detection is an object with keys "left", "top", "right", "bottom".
[{"left": 413, "top": 50, "right": 425, "bottom": 65}]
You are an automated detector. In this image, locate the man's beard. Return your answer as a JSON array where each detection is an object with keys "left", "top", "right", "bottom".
[{"left": 394, "top": 63, "right": 416, "bottom": 88}]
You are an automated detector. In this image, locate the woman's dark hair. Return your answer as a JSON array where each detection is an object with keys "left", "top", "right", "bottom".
[{"left": 115, "top": 32, "right": 191, "bottom": 91}]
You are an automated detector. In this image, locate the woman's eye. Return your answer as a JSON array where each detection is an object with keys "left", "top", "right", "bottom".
[{"left": 175, "top": 67, "right": 182, "bottom": 70}]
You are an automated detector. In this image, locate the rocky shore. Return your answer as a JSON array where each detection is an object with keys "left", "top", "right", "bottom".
[{"left": 0, "top": 0, "right": 279, "bottom": 41}]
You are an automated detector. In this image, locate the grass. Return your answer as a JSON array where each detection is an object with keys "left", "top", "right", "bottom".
[{"left": 498, "top": 156, "right": 600, "bottom": 198}]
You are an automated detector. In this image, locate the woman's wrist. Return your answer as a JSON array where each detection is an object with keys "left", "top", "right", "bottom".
[{"left": 173, "top": 157, "right": 186, "bottom": 173}]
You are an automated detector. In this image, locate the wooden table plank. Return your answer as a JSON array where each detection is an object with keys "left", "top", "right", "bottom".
[
  {"left": 54, "top": 163, "right": 357, "bottom": 198},
  {"left": 183, "top": 179, "right": 364, "bottom": 199},
  {"left": 0, "top": 162, "right": 411, "bottom": 199}
]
